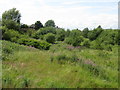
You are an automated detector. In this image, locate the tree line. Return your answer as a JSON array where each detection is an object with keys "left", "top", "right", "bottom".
[{"left": 0, "top": 8, "right": 119, "bottom": 51}]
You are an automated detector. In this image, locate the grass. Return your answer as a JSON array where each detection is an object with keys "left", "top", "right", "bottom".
[{"left": 2, "top": 40, "right": 118, "bottom": 88}]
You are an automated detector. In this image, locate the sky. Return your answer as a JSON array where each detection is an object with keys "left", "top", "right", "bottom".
[{"left": 0, "top": 0, "right": 119, "bottom": 30}]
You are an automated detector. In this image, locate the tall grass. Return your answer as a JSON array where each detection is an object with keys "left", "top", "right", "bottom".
[{"left": 2, "top": 41, "right": 118, "bottom": 88}]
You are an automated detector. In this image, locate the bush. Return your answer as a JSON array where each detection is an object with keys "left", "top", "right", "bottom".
[
  {"left": 2, "top": 29, "right": 20, "bottom": 42},
  {"left": 0, "top": 26, "right": 8, "bottom": 35},
  {"left": 56, "top": 29, "right": 65, "bottom": 41},
  {"left": 17, "top": 38, "right": 51, "bottom": 50},
  {"left": 90, "top": 41, "right": 103, "bottom": 50},
  {"left": 65, "top": 36, "right": 84, "bottom": 46},
  {"left": 33, "top": 27, "right": 56, "bottom": 39},
  {"left": 80, "top": 39, "right": 90, "bottom": 48},
  {"left": 96, "top": 30, "right": 118, "bottom": 45},
  {"left": 44, "top": 33, "right": 55, "bottom": 43},
  {"left": 88, "top": 27, "right": 103, "bottom": 41}
]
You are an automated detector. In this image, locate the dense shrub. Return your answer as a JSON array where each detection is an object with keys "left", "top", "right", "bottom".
[
  {"left": 44, "top": 33, "right": 55, "bottom": 44},
  {"left": 17, "top": 38, "right": 51, "bottom": 50},
  {"left": 56, "top": 29, "right": 66, "bottom": 41},
  {"left": 65, "top": 36, "right": 84, "bottom": 46},
  {"left": 2, "top": 29, "right": 20, "bottom": 42},
  {"left": 88, "top": 27, "right": 103, "bottom": 41},
  {"left": 90, "top": 41, "right": 103, "bottom": 50},
  {"left": 80, "top": 39, "right": 90, "bottom": 48},
  {"left": 82, "top": 28, "right": 89, "bottom": 38},
  {"left": 33, "top": 27, "right": 56, "bottom": 39},
  {"left": 96, "top": 30, "right": 118, "bottom": 45},
  {"left": 26, "top": 29, "right": 36, "bottom": 37},
  {"left": 0, "top": 26, "right": 8, "bottom": 34}
]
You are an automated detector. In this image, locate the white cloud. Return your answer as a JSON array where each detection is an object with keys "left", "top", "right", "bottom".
[{"left": 0, "top": 0, "right": 118, "bottom": 30}]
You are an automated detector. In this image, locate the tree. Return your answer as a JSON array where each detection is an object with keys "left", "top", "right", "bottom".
[
  {"left": 97, "top": 25, "right": 102, "bottom": 29},
  {"left": 65, "top": 29, "right": 70, "bottom": 37},
  {"left": 2, "top": 8, "right": 21, "bottom": 30},
  {"left": 88, "top": 26, "right": 103, "bottom": 41},
  {"left": 56, "top": 29, "right": 65, "bottom": 41},
  {"left": 33, "top": 27, "right": 56, "bottom": 39},
  {"left": 30, "top": 24, "right": 35, "bottom": 29},
  {"left": 45, "top": 20, "right": 55, "bottom": 27},
  {"left": 35, "top": 21, "right": 43, "bottom": 30},
  {"left": 82, "top": 28, "right": 89, "bottom": 38},
  {"left": 20, "top": 24, "right": 28, "bottom": 28},
  {"left": 44, "top": 33, "right": 55, "bottom": 43}
]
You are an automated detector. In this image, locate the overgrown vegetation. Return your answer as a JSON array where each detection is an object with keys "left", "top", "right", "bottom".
[{"left": 1, "top": 8, "right": 119, "bottom": 88}]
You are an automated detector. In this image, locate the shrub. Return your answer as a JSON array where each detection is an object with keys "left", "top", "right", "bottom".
[
  {"left": 88, "top": 27, "right": 103, "bottom": 41},
  {"left": 0, "top": 26, "right": 8, "bottom": 35},
  {"left": 90, "top": 40, "right": 103, "bottom": 50},
  {"left": 56, "top": 29, "right": 65, "bottom": 41},
  {"left": 44, "top": 33, "right": 55, "bottom": 43},
  {"left": 96, "top": 30, "right": 118, "bottom": 45},
  {"left": 2, "top": 29, "right": 20, "bottom": 42},
  {"left": 80, "top": 39, "right": 90, "bottom": 48},
  {"left": 33, "top": 27, "right": 56, "bottom": 39},
  {"left": 17, "top": 38, "right": 51, "bottom": 50},
  {"left": 101, "top": 44, "right": 112, "bottom": 51},
  {"left": 65, "top": 36, "right": 84, "bottom": 46}
]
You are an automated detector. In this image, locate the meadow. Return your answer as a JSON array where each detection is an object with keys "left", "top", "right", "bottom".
[
  {"left": 2, "top": 40, "right": 118, "bottom": 88},
  {"left": 1, "top": 8, "right": 119, "bottom": 88}
]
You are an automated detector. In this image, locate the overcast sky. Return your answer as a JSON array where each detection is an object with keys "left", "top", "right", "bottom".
[{"left": 0, "top": 0, "right": 119, "bottom": 30}]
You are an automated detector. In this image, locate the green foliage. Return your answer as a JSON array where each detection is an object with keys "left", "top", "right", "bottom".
[
  {"left": 56, "top": 29, "right": 66, "bottom": 41},
  {"left": 96, "top": 30, "right": 118, "bottom": 45},
  {"left": 21, "top": 78, "right": 31, "bottom": 88},
  {"left": 56, "top": 54, "right": 68, "bottom": 61},
  {"left": 1, "top": 8, "right": 119, "bottom": 88},
  {"left": 44, "top": 33, "right": 55, "bottom": 43},
  {"left": 65, "top": 36, "right": 84, "bottom": 46},
  {"left": 82, "top": 28, "right": 89, "bottom": 38},
  {"left": 65, "top": 29, "right": 84, "bottom": 46},
  {"left": 69, "top": 29, "right": 82, "bottom": 37},
  {"left": 90, "top": 40, "right": 103, "bottom": 50},
  {"left": 55, "top": 53, "right": 78, "bottom": 64},
  {"left": 2, "top": 40, "right": 118, "bottom": 88},
  {"left": 17, "top": 38, "right": 51, "bottom": 50},
  {"left": 2, "top": 40, "right": 37, "bottom": 60},
  {"left": 2, "top": 29, "right": 20, "bottom": 42},
  {"left": 33, "top": 27, "right": 56, "bottom": 39},
  {"left": 65, "top": 29, "right": 70, "bottom": 37},
  {"left": 35, "top": 21, "right": 43, "bottom": 30},
  {"left": 2, "top": 8, "right": 21, "bottom": 30},
  {"left": 88, "top": 26, "right": 103, "bottom": 41},
  {"left": 0, "top": 26, "right": 8, "bottom": 34},
  {"left": 80, "top": 38, "right": 90, "bottom": 48},
  {"left": 20, "top": 24, "right": 28, "bottom": 28},
  {"left": 45, "top": 20, "right": 55, "bottom": 27}
]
